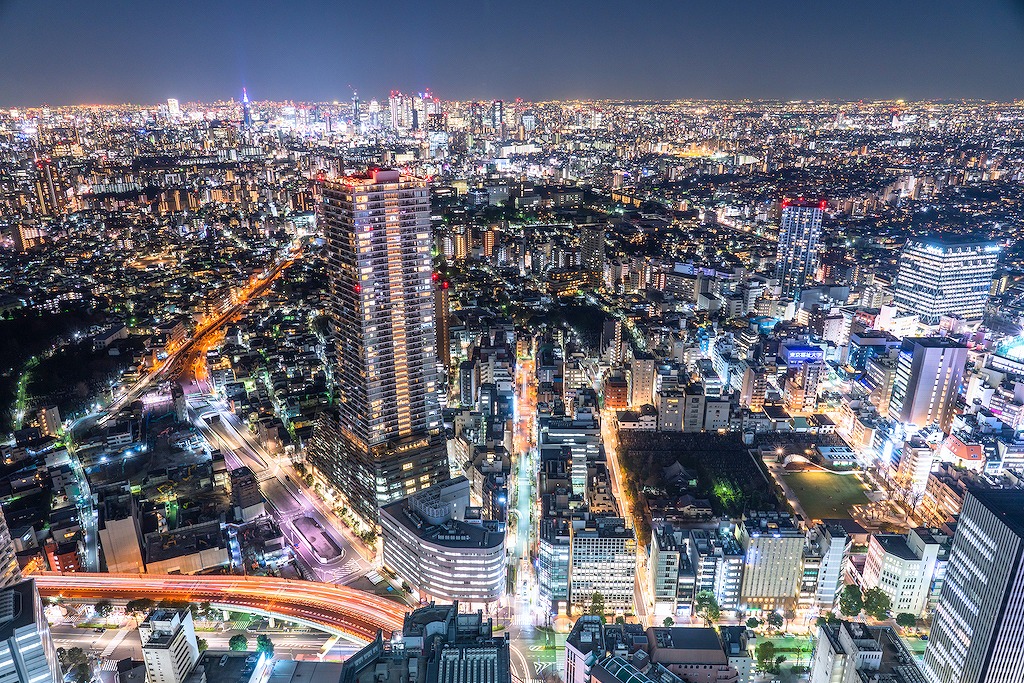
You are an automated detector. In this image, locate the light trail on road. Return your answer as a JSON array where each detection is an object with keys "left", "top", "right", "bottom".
[{"left": 35, "top": 572, "right": 405, "bottom": 642}]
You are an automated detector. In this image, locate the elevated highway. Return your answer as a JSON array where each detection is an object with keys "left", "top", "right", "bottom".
[{"left": 34, "top": 572, "right": 405, "bottom": 642}]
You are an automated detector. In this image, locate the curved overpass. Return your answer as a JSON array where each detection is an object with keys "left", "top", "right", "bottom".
[{"left": 34, "top": 572, "right": 405, "bottom": 642}]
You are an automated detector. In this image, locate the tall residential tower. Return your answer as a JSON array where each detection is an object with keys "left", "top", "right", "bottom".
[
  {"left": 309, "top": 169, "right": 448, "bottom": 523},
  {"left": 775, "top": 197, "right": 824, "bottom": 298}
]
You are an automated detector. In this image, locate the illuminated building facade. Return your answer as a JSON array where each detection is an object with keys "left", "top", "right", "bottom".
[
  {"left": 309, "top": 168, "right": 448, "bottom": 523},
  {"left": 775, "top": 197, "right": 824, "bottom": 298},
  {"left": 888, "top": 337, "right": 968, "bottom": 433},
  {"left": 893, "top": 238, "right": 999, "bottom": 325},
  {"left": 922, "top": 489, "right": 1024, "bottom": 683}
]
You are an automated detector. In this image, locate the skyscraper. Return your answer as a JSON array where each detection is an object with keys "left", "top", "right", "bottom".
[
  {"left": 775, "top": 197, "right": 824, "bottom": 298},
  {"left": 0, "top": 510, "right": 22, "bottom": 589},
  {"left": 888, "top": 337, "right": 968, "bottom": 432},
  {"left": 577, "top": 222, "right": 605, "bottom": 288},
  {"left": 491, "top": 100, "right": 504, "bottom": 136},
  {"left": 0, "top": 580, "right": 62, "bottom": 683},
  {"left": 241, "top": 88, "right": 253, "bottom": 128},
  {"left": 893, "top": 237, "right": 999, "bottom": 325},
  {"left": 434, "top": 273, "right": 451, "bottom": 373},
  {"left": 922, "top": 489, "right": 1024, "bottom": 683},
  {"left": 309, "top": 169, "right": 448, "bottom": 523}
]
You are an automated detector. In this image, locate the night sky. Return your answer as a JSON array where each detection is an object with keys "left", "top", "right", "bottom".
[{"left": 1, "top": 0, "right": 1023, "bottom": 106}]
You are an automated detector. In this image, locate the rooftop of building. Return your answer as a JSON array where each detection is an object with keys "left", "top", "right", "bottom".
[
  {"left": 968, "top": 487, "right": 1024, "bottom": 539},
  {"left": 145, "top": 520, "right": 226, "bottom": 562},
  {"left": 268, "top": 660, "right": 344, "bottom": 683},
  {"left": 872, "top": 534, "right": 919, "bottom": 562},
  {"left": 0, "top": 579, "right": 42, "bottom": 640},
  {"left": 645, "top": 627, "right": 727, "bottom": 662}
]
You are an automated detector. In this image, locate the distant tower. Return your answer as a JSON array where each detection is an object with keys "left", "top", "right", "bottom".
[
  {"left": 352, "top": 90, "right": 361, "bottom": 127},
  {"left": 491, "top": 100, "right": 504, "bottom": 136},
  {"left": 775, "top": 196, "right": 824, "bottom": 298},
  {"left": 241, "top": 88, "right": 253, "bottom": 128}
]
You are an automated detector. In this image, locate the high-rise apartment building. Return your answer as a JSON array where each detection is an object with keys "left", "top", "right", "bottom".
[
  {"left": 922, "top": 489, "right": 1024, "bottom": 683},
  {"left": 577, "top": 222, "right": 605, "bottom": 288},
  {"left": 309, "top": 169, "right": 448, "bottom": 523},
  {"left": 888, "top": 337, "right": 968, "bottom": 432},
  {"left": 0, "top": 580, "right": 62, "bottom": 683},
  {"left": 775, "top": 197, "right": 824, "bottom": 298},
  {"left": 893, "top": 237, "right": 999, "bottom": 325}
]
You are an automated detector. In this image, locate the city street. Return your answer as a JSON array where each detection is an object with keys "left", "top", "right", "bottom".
[{"left": 190, "top": 400, "right": 372, "bottom": 585}]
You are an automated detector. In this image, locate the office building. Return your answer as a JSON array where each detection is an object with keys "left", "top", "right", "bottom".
[
  {"left": 140, "top": 609, "right": 201, "bottom": 683},
  {"left": 97, "top": 488, "right": 145, "bottom": 574},
  {"left": 309, "top": 169, "right": 448, "bottom": 523},
  {"left": 0, "top": 511, "right": 22, "bottom": 589},
  {"left": 538, "top": 518, "right": 571, "bottom": 616},
  {"left": 922, "top": 489, "right": 1024, "bottom": 683},
  {"left": 341, "top": 602, "right": 509, "bottom": 683},
  {"left": 862, "top": 528, "right": 946, "bottom": 618},
  {"left": 229, "top": 466, "right": 265, "bottom": 522},
  {"left": 775, "top": 197, "right": 824, "bottom": 298},
  {"left": 688, "top": 527, "right": 744, "bottom": 611},
  {"left": 241, "top": 88, "right": 253, "bottom": 128},
  {"left": 434, "top": 275, "right": 452, "bottom": 371},
  {"left": 569, "top": 517, "right": 636, "bottom": 614},
  {"left": 738, "top": 512, "right": 804, "bottom": 611},
  {"left": 0, "top": 580, "right": 61, "bottom": 683},
  {"left": 893, "top": 237, "right": 999, "bottom": 325},
  {"left": 380, "top": 477, "right": 505, "bottom": 608},
  {"left": 166, "top": 98, "right": 180, "bottom": 119},
  {"left": 895, "top": 437, "right": 934, "bottom": 497},
  {"left": 566, "top": 618, "right": 742, "bottom": 683},
  {"left": 811, "top": 621, "right": 924, "bottom": 683},
  {"left": 888, "top": 337, "right": 968, "bottom": 433}
]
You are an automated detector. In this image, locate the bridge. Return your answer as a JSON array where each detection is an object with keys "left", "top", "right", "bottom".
[{"left": 34, "top": 572, "right": 406, "bottom": 642}]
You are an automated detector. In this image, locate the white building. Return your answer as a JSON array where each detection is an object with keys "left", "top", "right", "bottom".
[
  {"left": 892, "top": 237, "right": 999, "bottom": 325},
  {"left": 895, "top": 436, "right": 933, "bottom": 496},
  {"left": 861, "top": 528, "right": 944, "bottom": 617},
  {"left": 810, "top": 621, "right": 923, "bottom": 683},
  {"left": 889, "top": 337, "right": 969, "bottom": 433},
  {"left": 809, "top": 523, "right": 850, "bottom": 610},
  {"left": 688, "top": 527, "right": 744, "bottom": 611},
  {"left": 738, "top": 512, "right": 804, "bottom": 611},
  {"left": 140, "top": 609, "right": 200, "bottom": 683},
  {"left": 0, "top": 580, "right": 61, "bottom": 683},
  {"left": 569, "top": 516, "right": 636, "bottom": 614},
  {"left": 380, "top": 477, "right": 506, "bottom": 609}
]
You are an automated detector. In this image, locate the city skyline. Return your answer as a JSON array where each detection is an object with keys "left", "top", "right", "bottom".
[{"left": 2, "top": 1, "right": 1024, "bottom": 106}]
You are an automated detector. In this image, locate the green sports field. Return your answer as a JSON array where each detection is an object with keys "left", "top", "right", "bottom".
[{"left": 785, "top": 470, "right": 870, "bottom": 520}]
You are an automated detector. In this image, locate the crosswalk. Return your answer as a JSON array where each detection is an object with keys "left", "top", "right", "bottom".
[{"left": 101, "top": 628, "right": 131, "bottom": 658}]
